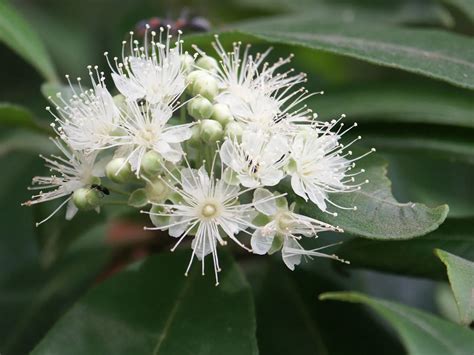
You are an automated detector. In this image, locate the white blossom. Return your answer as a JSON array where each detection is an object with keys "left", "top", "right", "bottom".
[
  {"left": 143, "top": 166, "right": 276, "bottom": 285},
  {"left": 197, "top": 36, "right": 316, "bottom": 133},
  {"left": 220, "top": 130, "right": 289, "bottom": 188},
  {"left": 107, "top": 26, "right": 186, "bottom": 107},
  {"left": 113, "top": 101, "right": 192, "bottom": 176},
  {"left": 47, "top": 69, "right": 121, "bottom": 152},
  {"left": 22, "top": 138, "right": 101, "bottom": 226},
  {"left": 287, "top": 119, "right": 373, "bottom": 214},
  {"left": 250, "top": 188, "right": 347, "bottom": 270}
]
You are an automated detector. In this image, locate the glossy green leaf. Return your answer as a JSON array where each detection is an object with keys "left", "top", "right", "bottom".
[
  {"left": 320, "top": 291, "right": 474, "bottom": 355},
  {"left": 229, "top": 19, "right": 474, "bottom": 89},
  {"left": 0, "top": 152, "right": 110, "bottom": 355},
  {"left": 32, "top": 251, "right": 258, "bottom": 355},
  {"left": 290, "top": 154, "right": 448, "bottom": 240},
  {"left": 234, "top": 1, "right": 453, "bottom": 26},
  {"left": 379, "top": 150, "right": 474, "bottom": 218},
  {"left": 245, "top": 259, "right": 403, "bottom": 355},
  {"left": 0, "top": 1, "right": 57, "bottom": 82},
  {"left": 443, "top": 0, "right": 474, "bottom": 22},
  {"left": 337, "top": 218, "right": 474, "bottom": 279},
  {"left": 314, "top": 82, "right": 474, "bottom": 128},
  {"left": 0, "top": 103, "right": 50, "bottom": 133},
  {"left": 436, "top": 249, "right": 474, "bottom": 325}
]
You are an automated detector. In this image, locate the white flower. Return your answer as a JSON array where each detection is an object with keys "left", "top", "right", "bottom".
[
  {"left": 220, "top": 130, "right": 289, "bottom": 188},
  {"left": 198, "top": 36, "right": 315, "bottom": 133},
  {"left": 288, "top": 120, "right": 373, "bottom": 213},
  {"left": 250, "top": 188, "right": 347, "bottom": 270},
  {"left": 107, "top": 26, "right": 186, "bottom": 106},
  {"left": 22, "top": 138, "right": 101, "bottom": 226},
  {"left": 143, "top": 166, "right": 275, "bottom": 285},
  {"left": 114, "top": 101, "right": 192, "bottom": 176},
  {"left": 47, "top": 68, "right": 121, "bottom": 152}
]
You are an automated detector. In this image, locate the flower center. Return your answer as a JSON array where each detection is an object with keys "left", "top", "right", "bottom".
[
  {"left": 201, "top": 203, "right": 218, "bottom": 218},
  {"left": 139, "top": 126, "right": 157, "bottom": 146}
]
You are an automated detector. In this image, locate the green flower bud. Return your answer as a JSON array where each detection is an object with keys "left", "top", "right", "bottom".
[
  {"left": 141, "top": 150, "right": 163, "bottom": 176},
  {"left": 186, "top": 70, "right": 206, "bottom": 94},
  {"left": 200, "top": 119, "right": 223, "bottom": 143},
  {"left": 211, "top": 103, "right": 234, "bottom": 127},
  {"left": 224, "top": 121, "right": 243, "bottom": 140},
  {"left": 145, "top": 178, "right": 170, "bottom": 203},
  {"left": 187, "top": 96, "right": 214, "bottom": 119},
  {"left": 72, "top": 187, "right": 102, "bottom": 211},
  {"left": 180, "top": 53, "right": 194, "bottom": 73},
  {"left": 191, "top": 72, "right": 219, "bottom": 100},
  {"left": 128, "top": 188, "right": 148, "bottom": 208},
  {"left": 196, "top": 55, "right": 218, "bottom": 72},
  {"left": 106, "top": 158, "right": 134, "bottom": 184},
  {"left": 188, "top": 124, "right": 202, "bottom": 146}
]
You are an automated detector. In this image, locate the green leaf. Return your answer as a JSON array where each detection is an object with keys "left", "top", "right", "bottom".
[
  {"left": 290, "top": 153, "right": 448, "bottom": 240},
  {"left": 0, "top": 152, "right": 110, "bottom": 354},
  {"left": 435, "top": 249, "right": 474, "bottom": 326},
  {"left": 233, "top": 1, "right": 454, "bottom": 26},
  {"left": 314, "top": 82, "right": 474, "bottom": 128},
  {"left": 380, "top": 150, "right": 474, "bottom": 218},
  {"left": 443, "top": 0, "right": 474, "bottom": 22},
  {"left": 0, "top": 103, "right": 50, "bottom": 133},
  {"left": 32, "top": 251, "right": 258, "bottom": 355},
  {"left": 320, "top": 291, "right": 474, "bottom": 355},
  {"left": 0, "top": 1, "right": 57, "bottom": 82},
  {"left": 228, "top": 19, "right": 474, "bottom": 89},
  {"left": 337, "top": 218, "right": 474, "bottom": 279},
  {"left": 246, "top": 259, "right": 403, "bottom": 355}
]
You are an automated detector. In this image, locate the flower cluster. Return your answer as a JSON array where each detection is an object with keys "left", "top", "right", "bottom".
[{"left": 24, "top": 26, "right": 372, "bottom": 285}]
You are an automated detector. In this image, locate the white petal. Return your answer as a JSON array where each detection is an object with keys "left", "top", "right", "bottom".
[
  {"left": 112, "top": 73, "right": 145, "bottom": 101},
  {"left": 161, "top": 125, "right": 192, "bottom": 143},
  {"left": 253, "top": 188, "right": 277, "bottom": 216},
  {"left": 220, "top": 139, "right": 243, "bottom": 172},
  {"left": 65, "top": 200, "right": 78, "bottom": 220},
  {"left": 290, "top": 175, "right": 308, "bottom": 201},
  {"left": 251, "top": 227, "right": 275, "bottom": 255},
  {"left": 307, "top": 186, "right": 327, "bottom": 211},
  {"left": 259, "top": 168, "right": 284, "bottom": 187},
  {"left": 168, "top": 215, "right": 189, "bottom": 237},
  {"left": 282, "top": 238, "right": 303, "bottom": 271}
]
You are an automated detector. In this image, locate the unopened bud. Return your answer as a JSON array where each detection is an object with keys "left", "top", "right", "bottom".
[
  {"left": 196, "top": 55, "right": 218, "bottom": 72},
  {"left": 187, "top": 96, "right": 214, "bottom": 119},
  {"left": 73, "top": 187, "right": 102, "bottom": 211},
  {"left": 224, "top": 121, "right": 243, "bottom": 140},
  {"left": 188, "top": 125, "right": 202, "bottom": 146},
  {"left": 186, "top": 70, "right": 206, "bottom": 94},
  {"left": 141, "top": 150, "right": 163, "bottom": 176},
  {"left": 106, "top": 158, "right": 134, "bottom": 184},
  {"left": 211, "top": 103, "right": 234, "bottom": 127},
  {"left": 146, "top": 178, "right": 170, "bottom": 203},
  {"left": 200, "top": 119, "right": 223, "bottom": 142},
  {"left": 180, "top": 53, "right": 194, "bottom": 73},
  {"left": 191, "top": 72, "right": 219, "bottom": 100}
]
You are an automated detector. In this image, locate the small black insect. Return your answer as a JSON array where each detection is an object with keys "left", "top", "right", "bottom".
[
  {"left": 91, "top": 184, "right": 110, "bottom": 196},
  {"left": 135, "top": 9, "right": 211, "bottom": 37}
]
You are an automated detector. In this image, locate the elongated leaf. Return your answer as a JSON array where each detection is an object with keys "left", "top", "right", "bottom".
[
  {"left": 443, "top": 0, "right": 474, "bottom": 22},
  {"left": 436, "top": 249, "right": 474, "bottom": 326},
  {"left": 289, "top": 154, "right": 448, "bottom": 240},
  {"left": 233, "top": 1, "right": 453, "bottom": 26},
  {"left": 32, "top": 251, "right": 258, "bottom": 355},
  {"left": 314, "top": 82, "right": 474, "bottom": 128},
  {"left": 320, "top": 292, "right": 474, "bottom": 355},
  {"left": 379, "top": 150, "right": 474, "bottom": 218},
  {"left": 229, "top": 19, "right": 474, "bottom": 89},
  {"left": 0, "top": 1, "right": 57, "bottom": 82},
  {"left": 337, "top": 218, "right": 474, "bottom": 279},
  {"left": 246, "top": 259, "right": 403, "bottom": 355},
  {"left": 0, "top": 103, "right": 50, "bottom": 133}
]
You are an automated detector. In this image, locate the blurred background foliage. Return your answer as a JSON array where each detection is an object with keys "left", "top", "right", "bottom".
[{"left": 1, "top": 0, "right": 474, "bottom": 354}]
